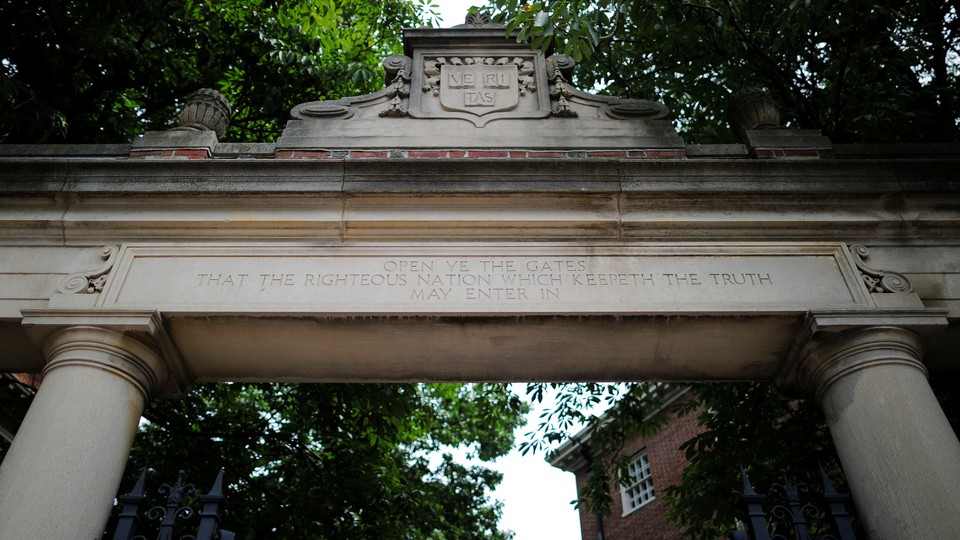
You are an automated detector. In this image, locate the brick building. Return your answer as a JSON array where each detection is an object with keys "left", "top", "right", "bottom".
[{"left": 547, "top": 387, "right": 702, "bottom": 540}]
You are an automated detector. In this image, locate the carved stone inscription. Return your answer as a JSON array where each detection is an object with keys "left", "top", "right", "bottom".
[
  {"left": 415, "top": 55, "right": 542, "bottom": 125},
  {"left": 440, "top": 64, "right": 518, "bottom": 113},
  {"left": 99, "top": 245, "right": 871, "bottom": 313}
]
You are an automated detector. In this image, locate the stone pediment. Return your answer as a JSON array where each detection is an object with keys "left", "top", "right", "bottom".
[{"left": 277, "top": 24, "right": 683, "bottom": 150}]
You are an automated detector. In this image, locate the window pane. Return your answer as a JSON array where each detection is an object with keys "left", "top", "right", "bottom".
[{"left": 622, "top": 450, "right": 655, "bottom": 512}]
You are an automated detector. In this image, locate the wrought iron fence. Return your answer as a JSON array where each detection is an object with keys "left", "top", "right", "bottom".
[
  {"left": 108, "top": 468, "right": 235, "bottom": 540},
  {"left": 728, "top": 465, "right": 856, "bottom": 540}
]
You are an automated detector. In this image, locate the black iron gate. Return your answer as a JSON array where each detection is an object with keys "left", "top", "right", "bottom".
[{"left": 729, "top": 466, "right": 856, "bottom": 540}]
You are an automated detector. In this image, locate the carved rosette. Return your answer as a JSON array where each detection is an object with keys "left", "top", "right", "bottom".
[
  {"left": 58, "top": 245, "right": 119, "bottom": 294},
  {"left": 849, "top": 245, "right": 913, "bottom": 293}
]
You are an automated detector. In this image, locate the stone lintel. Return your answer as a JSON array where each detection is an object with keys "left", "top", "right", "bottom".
[
  {"left": 776, "top": 309, "right": 949, "bottom": 397},
  {"left": 19, "top": 309, "right": 191, "bottom": 398}
]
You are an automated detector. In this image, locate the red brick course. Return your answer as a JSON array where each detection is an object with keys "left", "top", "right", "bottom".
[{"left": 270, "top": 149, "right": 689, "bottom": 160}]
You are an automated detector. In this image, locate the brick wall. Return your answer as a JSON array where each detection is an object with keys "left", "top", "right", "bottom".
[
  {"left": 576, "top": 409, "right": 703, "bottom": 540},
  {"left": 273, "top": 149, "right": 688, "bottom": 159}
]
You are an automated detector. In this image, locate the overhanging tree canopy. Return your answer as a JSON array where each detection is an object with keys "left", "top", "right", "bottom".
[
  {"left": 127, "top": 382, "right": 526, "bottom": 539},
  {"left": 490, "top": 0, "right": 959, "bottom": 143},
  {"left": 0, "top": 0, "right": 438, "bottom": 143}
]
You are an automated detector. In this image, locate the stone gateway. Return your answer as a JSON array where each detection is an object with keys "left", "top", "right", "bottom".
[{"left": 1, "top": 17, "right": 959, "bottom": 540}]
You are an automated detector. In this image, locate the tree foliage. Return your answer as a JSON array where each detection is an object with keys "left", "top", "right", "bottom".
[
  {"left": 520, "top": 383, "right": 673, "bottom": 516},
  {"left": 0, "top": 0, "right": 439, "bottom": 143},
  {"left": 665, "top": 384, "right": 843, "bottom": 539},
  {"left": 491, "top": 0, "right": 959, "bottom": 143},
  {"left": 520, "top": 381, "right": 848, "bottom": 538},
  {"left": 122, "top": 382, "right": 526, "bottom": 539}
]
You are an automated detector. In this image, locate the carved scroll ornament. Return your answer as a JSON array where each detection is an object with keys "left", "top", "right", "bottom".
[
  {"left": 849, "top": 244, "right": 913, "bottom": 293},
  {"left": 59, "top": 245, "right": 119, "bottom": 294}
]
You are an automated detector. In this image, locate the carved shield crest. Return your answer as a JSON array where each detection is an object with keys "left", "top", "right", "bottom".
[{"left": 439, "top": 64, "right": 519, "bottom": 116}]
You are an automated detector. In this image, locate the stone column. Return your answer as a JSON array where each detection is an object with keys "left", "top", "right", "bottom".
[
  {"left": 0, "top": 313, "right": 185, "bottom": 540},
  {"left": 786, "top": 312, "right": 960, "bottom": 539}
]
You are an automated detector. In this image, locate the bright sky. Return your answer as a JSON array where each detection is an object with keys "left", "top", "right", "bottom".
[
  {"left": 452, "top": 384, "right": 583, "bottom": 540},
  {"left": 429, "top": 3, "right": 585, "bottom": 539}
]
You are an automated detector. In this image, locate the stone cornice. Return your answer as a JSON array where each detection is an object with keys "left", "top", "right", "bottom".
[
  {"left": 1, "top": 156, "right": 957, "bottom": 245},
  {"left": 1, "top": 157, "right": 958, "bottom": 196}
]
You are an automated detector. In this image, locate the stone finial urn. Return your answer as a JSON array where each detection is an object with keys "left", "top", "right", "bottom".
[
  {"left": 177, "top": 88, "right": 232, "bottom": 139},
  {"left": 728, "top": 88, "right": 780, "bottom": 138}
]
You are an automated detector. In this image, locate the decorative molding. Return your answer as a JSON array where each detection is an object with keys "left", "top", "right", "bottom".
[
  {"left": 849, "top": 244, "right": 913, "bottom": 293},
  {"left": 382, "top": 55, "right": 413, "bottom": 84},
  {"left": 20, "top": 309, "right": 193, "bottom": 398},
  {"left": 278, "top": 24, "right": 683, "bottom": 145},
  {"left": 380, "top": 57, "right": 411, "bottom": 118},
  {"left": 42, "top": 326, "right": 166, "bottom": 401},
  {"left": 299, "top": 103, "right": 354, "bottom": 118},
  {"left": 797, "top": 326, "right": 928, "bottom": 402},
  {"left": 549, "top": 62, "right": 577, "bottom": 118},
  {"left": 58, "top": 245, "right": 119, "bottom": 294},
  {"left": 545, "top": 54, "right": 575, "bottom": 80},
  {"left": 605, "top": 100, "right": 668, "bottom": 119}
]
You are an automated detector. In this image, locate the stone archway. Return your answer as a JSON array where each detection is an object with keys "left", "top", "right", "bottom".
[{"left": 1, "top": 20, "right": 959, "bottom": 539}]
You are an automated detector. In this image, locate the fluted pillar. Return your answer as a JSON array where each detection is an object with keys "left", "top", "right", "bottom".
[
  {"left": 784, "top": 311, "right": 960, "bottom": 539},
  {"left": 0, "top": 311, "right": 188, "bottom": 540}
]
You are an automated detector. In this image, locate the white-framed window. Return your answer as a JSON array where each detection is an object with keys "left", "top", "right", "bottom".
[{"left": 621, "top": 449, "right": 655, "bottom": 515}]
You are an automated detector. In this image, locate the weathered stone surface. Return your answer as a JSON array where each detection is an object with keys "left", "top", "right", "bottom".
[
  {"left": 213, "top": 142, "right": 277, "bottom": 158},
  {"left": 744, "top": 128, "right": 833, "bottom": 151},
  {"left": 728, "top": 88, "right": 780, "bottom": 141},
  {"left": 132, "top": 129, "right": 219, "bottom": 154},
  {"left": 684, "top": 143, "right": 748, "bottom": 157},
  {"left": 177, "top": 88, "right": 231, "bottom": 138},
  {"left": 0, "top": 144, "right": 130, "bottom": 157}
]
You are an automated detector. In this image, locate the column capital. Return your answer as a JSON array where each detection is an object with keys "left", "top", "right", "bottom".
[
  {"left": 776, "top": 309, "right": 948, "bottom": 400},
  {"left": 20, "top": 309, "right": 191, "bottom": 398}
]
